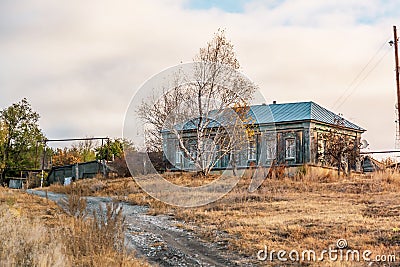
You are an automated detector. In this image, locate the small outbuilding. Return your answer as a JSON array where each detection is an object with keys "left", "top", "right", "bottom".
[
  {"left": 8, "top": 177, "right": 26, "bottom": 189},
  {"left": 46, "top": 160, "right": 113, "bottom": 185},
  {"left": 361, "top": 156, "right": 385, "bottom": 172}
]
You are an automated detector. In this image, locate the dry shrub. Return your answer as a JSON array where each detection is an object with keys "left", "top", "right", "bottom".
[
  {"left": 267, "top": 164, "right": 286, "bottom": 179},
  {"left": 369, "top": 169, "right": 400, "bottom": 188},
  {"left": 296, "top": 166, "right": 339, "bottom": 183},
  {"left": 93, "top": 202, "right": 126, "bottom": 253},
  {"left": 111, "top": 156, "right": 131, "bottom": 177},
  {"left": 59, "top": 188, "right": 146, "bottom": 266},
  {"left": 0, "top": 186, "right": 148, "bottom": 267},
  {"left": 60, "top": 185, "right": 87, "bottom": 219},
  {"left": 0, "top": 206, "right": 68, "bottom": 266},
  {"left": 61, "top": 205, "right": 129, "bottom": 266},
  {"left": 88, "top": 179, "right": 106, "bottom": 193}
]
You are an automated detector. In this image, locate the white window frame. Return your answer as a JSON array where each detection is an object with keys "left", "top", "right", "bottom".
[
  {"left": 248, "top": 139, "right": 256, "bottom": 161},
  {"left": 266, "top": 138, "right": 276, "bottom": 160},
  {"left": 285, "top": 138, "right": 296, "bottom": 160},
  {"left": 175, "top": 150, "right": 183, "bottom": 165}
]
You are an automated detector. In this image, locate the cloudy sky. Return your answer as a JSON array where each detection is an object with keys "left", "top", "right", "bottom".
[{"left": 1, "top": 0, "right": 400, "bottom": 152}]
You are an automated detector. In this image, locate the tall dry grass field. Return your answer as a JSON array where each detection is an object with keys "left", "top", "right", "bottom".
[
  {"left": 0, "top": 187, "right": 148, "bottom": 267},
  {"left": 46, "top": 169, "right": 400, "bottom": 266},
  {"left": 167, "top": 169, "right": 400, "bottom": 266}
]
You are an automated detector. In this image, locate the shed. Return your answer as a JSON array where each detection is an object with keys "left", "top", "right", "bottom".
[
  {"left": 362, "top": 156, "right": 385, "bottom": 172},
  {"left": 8, "top": 177, "right": 26, "bottom": 189},
  {"left": 47, "top": 160, "right": 113, "bottom": 185}
]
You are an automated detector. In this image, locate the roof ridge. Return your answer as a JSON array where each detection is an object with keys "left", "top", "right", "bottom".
[
  {"left": 249, "top": 101, "right": 364, "bottom": 132},
  {"left": 253, "top": 101, "right": 313, "bottom": 107}
]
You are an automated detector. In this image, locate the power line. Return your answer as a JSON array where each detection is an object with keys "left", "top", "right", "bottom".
[
  {"left": 332, "top": 37, "right": 391, "bottom": 110},
  {"left": 42, "top": 137, "right": 109, "bottom": 143},
  {"left": 335, "top": 48, "right": 390, "bottom": 110}
]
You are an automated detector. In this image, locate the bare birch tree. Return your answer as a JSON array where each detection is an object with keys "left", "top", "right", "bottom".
[{"left": 138, "top": 29, "right": 257, "bottom": 176}]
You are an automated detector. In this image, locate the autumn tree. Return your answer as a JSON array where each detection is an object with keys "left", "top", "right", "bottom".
[
  {"left": 318, "top": 118, "right": 359, "bottom": 176},
  {"left": 381, "top": 157, "right": 395, "bottom": 167},
  {"left": 0, "top": 98, "right": 45, "bottom": 182},
  {"left": 51, "top": 147, "right": 81, "bottom": 167},
  {"left": 51, "top": 139, "right": 98, "bottom": 167},
  {"left": 138, "top": 29, "right": 257, "bottom": 176}
]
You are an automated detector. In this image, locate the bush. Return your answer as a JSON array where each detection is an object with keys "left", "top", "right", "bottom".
[
  {"left": 60, "top": 187, "right": 135, "bottom": 266},
  {"left": 0, "top": 206, "right": 68, "bottom": 266}
]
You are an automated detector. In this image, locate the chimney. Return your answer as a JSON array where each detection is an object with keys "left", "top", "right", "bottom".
[{"left": 272, "top": 100, "right": 277, "bottom": 104}]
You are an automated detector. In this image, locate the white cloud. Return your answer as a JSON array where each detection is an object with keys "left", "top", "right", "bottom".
[{"left": 0, "top": 0, "right": 399, "bottom": 152}]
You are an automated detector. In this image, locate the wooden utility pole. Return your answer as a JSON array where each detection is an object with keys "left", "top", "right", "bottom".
[
  {"left": 393, "top": 26, "right": 400, "bottom": 136},
  {"left": 393, "top": 26, "right": 400, "bottom": 129}
]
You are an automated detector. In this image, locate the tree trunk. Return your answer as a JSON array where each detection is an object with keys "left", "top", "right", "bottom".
[
  {"left": 347, "top": 158, "right": 351, "bottom": 176},
  {"left": 231, "top": 153, "right": 237, "bottom": 176}
]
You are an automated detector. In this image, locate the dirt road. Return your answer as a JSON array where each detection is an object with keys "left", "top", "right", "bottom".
[{"left": 27, "top": 190, "right": 256, "bottom": 267}]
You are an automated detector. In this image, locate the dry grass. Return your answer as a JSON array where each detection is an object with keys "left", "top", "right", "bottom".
[
  {"left": 0, "top": 205, "right": 67, "bottom": 266},
  {"left": 0, "top": 187, "right": 149, "bottom": 267},
  {"left": 43, "top": 169, "right": 400, "bottom": 266},
  {"left": 59, "top": 187, "right": 139, "bottom": 266},
  {"left": 162, "top": 171, "right": 221, "bottom": 186},
  {"left": 165, "top": 168, "right": 400, "bottom": 265}
]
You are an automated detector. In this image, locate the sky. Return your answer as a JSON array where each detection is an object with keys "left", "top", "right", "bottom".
[{"left": 1, "top": 0, "right": 400, "bottom": 155}]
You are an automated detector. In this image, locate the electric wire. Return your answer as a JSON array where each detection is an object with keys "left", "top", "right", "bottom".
[
  {"left": 331, "top": 36, "right": 391, "bottom": 110},
  {"left": 335, "top": 48, "right": 391, "bottom": 110}
]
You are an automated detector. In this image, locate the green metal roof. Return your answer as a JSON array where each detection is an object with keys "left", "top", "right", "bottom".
[
  {"left": 162, "top": 101, "right": 365, "bottom": 133},
  {"left": 249, "top": 101, "right": 365, "bottom": 131}
]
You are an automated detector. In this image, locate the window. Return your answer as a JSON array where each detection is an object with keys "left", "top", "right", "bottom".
[
  {"left": 175, "top": 150, "right": 182, "bottom": 164},
  {"left": 266, "top": 138, "right": 276, "bottom": 160},
  {"left": 285, "top": 138, "right": 296, "bottom": 159},
  {"left": 175, "top": 142, "right": 183, "bottom": 167},
  {"left": 248, "top": 139, "right": 256, "bottom": 161}
]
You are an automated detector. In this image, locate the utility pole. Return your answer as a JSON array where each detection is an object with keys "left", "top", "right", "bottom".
[
  {"left": 41, "top": 140, "right": 46, "bottom": 187},
  {"left": 391, "top": 26, "right": 400, "bottom": 148}
]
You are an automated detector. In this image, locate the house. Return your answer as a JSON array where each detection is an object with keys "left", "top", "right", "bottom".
[
  {"left": 46, "top": 160, "right": 114, "bottom": 185},
  {"left": 162, "top": 101, "right": 365, "bottom": 173}
]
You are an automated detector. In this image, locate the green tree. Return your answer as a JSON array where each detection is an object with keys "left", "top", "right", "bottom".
[
  {"left": 73, "top": 139, "right": 96, "bottom": 162},
  {"left": 94, "top": 139, "right": 135, "bottom": 177},
  {"left": 0, "top": 121, "right": 7, "bottom": 171},
  {"left": 0, "top": 98, "right": 45, "bottom": 182},
  {"left": 95, "top": 138, "right": 134, "bottom": 161}
]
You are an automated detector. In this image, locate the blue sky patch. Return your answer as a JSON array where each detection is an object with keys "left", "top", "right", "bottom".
[{"left": 185, "top": 0, "right": 248, "bottom": 13}]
